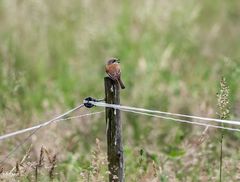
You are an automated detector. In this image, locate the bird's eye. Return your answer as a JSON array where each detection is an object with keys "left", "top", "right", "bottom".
[{"left": 115, "top": 59, "right": 120, "bottom": 63}]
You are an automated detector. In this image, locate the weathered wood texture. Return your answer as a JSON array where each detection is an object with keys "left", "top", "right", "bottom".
[{"left": 104, "top": 77, "right": 124, "bottom": 182}]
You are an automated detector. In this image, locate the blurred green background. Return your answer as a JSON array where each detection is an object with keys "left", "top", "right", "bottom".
[{"left": 0, "top": 0, "right": 240, "bottom": 181}]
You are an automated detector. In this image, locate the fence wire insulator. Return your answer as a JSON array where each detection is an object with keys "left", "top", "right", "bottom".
[{"left": 83, "top": 97, "right": 98, "bottom": 108}]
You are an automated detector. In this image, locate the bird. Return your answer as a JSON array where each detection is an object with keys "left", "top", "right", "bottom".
[{"left": 105, "top": 58, "right": 125, "bottom": 89}]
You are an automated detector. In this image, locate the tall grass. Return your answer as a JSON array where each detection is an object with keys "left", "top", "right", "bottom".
[{"left": 0, "top": 0, "right": 240, "bottom": 181}]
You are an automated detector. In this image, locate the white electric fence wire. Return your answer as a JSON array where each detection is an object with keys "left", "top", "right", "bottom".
[
  {"left": 1, "top": 99, "right": 239, "bottom": 164},
  {"left": 0, "top": 111, "right": 103, "bottom": 141},
  {"left": 0, "top": 104, "right": 85, "bottom": 141},
  {"left": 120, "top": 109, "right": 240, "bottom": 132},
  {"left": 89, "top": 101, "right": 240, "bottom": 127},
  {"left": 0, "top": 109, "right": 104, "bottom": 164}
]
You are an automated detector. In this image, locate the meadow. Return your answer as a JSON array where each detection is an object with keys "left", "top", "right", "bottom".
[{"left": 0, "top": 0, "right": 240, "bottom": 181}]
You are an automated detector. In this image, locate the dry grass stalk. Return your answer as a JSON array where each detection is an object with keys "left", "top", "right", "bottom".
[
  {"left": 80, "top": 138, "right": 108, "bottom": 181},
  {"left": 38, "top": 146, "right": 45, "bottom": 167},
  {"left": 9, "top": 145, "right": 32, "bottom": 174},
  {"left": 0, "top": 146, "right": 57, "bottom": 181},
  {"left": 49, "top": 154, "right": 57, "bottom": 179},
  {"left": 43, "top": 147, "right": 52, "bottom": 164},
  {"left": 15, "top": 161, "right": 20, "bottom": 176}
]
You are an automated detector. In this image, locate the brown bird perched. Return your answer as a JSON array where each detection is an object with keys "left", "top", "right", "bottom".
[{"left": 105, "top": 58, "right": 125, "bottom": 89}]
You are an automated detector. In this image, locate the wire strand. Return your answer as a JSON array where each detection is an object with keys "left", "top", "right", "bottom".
[
  {"left": 0, "top": 104, "right": 84, "bottom": 141},
  {"left": 0, "top": 105, "right": 104, "bottom": 165},
  {"left": 120, "top": 109, "right": 240, "bottom": 132},
  {"left": 89, "top": 101, "right": 240, "bottom": 126},
  {"left": 0, "top": 111, "right": 103, "bottom": 165}
]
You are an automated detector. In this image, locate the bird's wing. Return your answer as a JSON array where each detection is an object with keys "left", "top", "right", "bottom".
[{"left": 107, "top": 72, "right": 115, "bottom": 80}]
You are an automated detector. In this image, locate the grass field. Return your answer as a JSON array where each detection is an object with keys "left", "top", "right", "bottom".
[{"left": 0, "top": 0, "right": 240, "bottom": 181}]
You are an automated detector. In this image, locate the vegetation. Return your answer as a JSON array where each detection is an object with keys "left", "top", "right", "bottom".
[
  {"left": 217, "top": 77, "right": 230, "bottom": 182},
  {"left": 0, "top": 0, "right": 239, "bottom": 181}
]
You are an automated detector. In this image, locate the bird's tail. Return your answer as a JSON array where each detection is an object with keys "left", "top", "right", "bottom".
[{"left": 118, "top": 78, "right": 125, "bottom": 89}]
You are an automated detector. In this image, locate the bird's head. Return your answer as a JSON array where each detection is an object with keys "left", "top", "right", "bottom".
[{"left": 107, "top": 58, "right": 120, "bottom": 65}]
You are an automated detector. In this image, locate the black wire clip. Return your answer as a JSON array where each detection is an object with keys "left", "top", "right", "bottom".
[{"left": 83, "top": 97, "right": 104, "bottom": 108}]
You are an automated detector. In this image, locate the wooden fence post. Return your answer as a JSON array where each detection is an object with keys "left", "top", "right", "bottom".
[{"left": 104, "top": 77, "right": 124, "bottom": 182}]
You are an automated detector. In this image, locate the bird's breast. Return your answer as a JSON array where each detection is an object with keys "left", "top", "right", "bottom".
[{"left": 106, "top": 63, "right": 120, "bottom": 73}]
